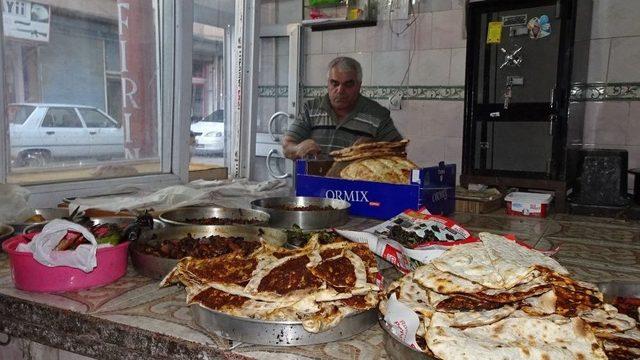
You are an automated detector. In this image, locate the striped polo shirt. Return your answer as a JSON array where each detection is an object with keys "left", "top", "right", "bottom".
[{"left": 285, "top": 94, "right": 403, "bottom": 155}]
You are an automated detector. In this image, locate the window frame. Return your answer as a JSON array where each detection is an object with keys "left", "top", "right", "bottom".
[{"left": 0, "top": 0, "right": 194, "bottom": 207}]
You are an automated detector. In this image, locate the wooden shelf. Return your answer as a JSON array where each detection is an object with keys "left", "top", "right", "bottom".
[{"left": 302, "top": 19, "right": 377, "bottom": 31}]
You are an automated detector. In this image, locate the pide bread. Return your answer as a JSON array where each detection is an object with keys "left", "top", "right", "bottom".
[{"left": 380, "top": 232, "right": 638, "bottom": 359}]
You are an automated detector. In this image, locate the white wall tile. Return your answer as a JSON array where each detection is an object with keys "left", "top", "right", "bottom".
[
  {"left": 407, "top": 136, "right": 447, "bottom": 167},
  {"left": 591, "top": 0, "right": 640, "bottom": 39},
  {"left": 337, "top": 52, "right": 372, "bottom": 86},
  {"left": 422, "top": 101, "right": 464, "bottom": 138},
  {"left": 409, "top": 49, "right": 451, "bottom": 86},
  {"left": 303, "top": 28, "right": 323, "bottom": 55},
  {"left": 423, "top": 0, "right": 452, "bottom": 12},
  {"left": 322, "top": 28, "right": 356, "bottom": 54},
  {"left": 276, "top": 0, "right": 302, "bottom": 24},
  {"left": 451, "top": 0, "right": 464, "bottom": 10},
  {"left": 414, "top": 13, "right": 433, "bottom": 50},
  {"left": 304, "top": 54, "right": 336, "bottom": 85},
  {"left": 389, "top": 100, "right": 422, "bottom": 138},
  {"left": 390, "top": 19, "right": 414, "bottom": 51},
  {"left": 449, "top": 47, "right": 466, "bottom": 85},
  {"left": 355, "top": 24, "right": 390, "bottom": 52},
  {"left": 584, "top": 101, "right": 630, "bottom": 146},
  {"left": 627, "top": 102, "right": 640, "bottom": 146},
  {"left": 432, "top": 10, "right": 466, "bottom": 49},
  {"left": 371, "top": 51, "right": 410, "bottom": 86},
  {"left": 607, "top": 37, "right": 640, "bottom": 83},
  {"left": 587, "top": 39, "right": 610, "bottom": 83}
]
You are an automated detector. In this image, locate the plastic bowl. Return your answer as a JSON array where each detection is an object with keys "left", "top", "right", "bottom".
[{"left": 1, "top": 233, "right": 130, "bottom": 293}]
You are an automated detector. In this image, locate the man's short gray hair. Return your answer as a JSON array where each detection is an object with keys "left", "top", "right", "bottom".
[{"left": 327, "top": 57, "right": 362, "bottom": 83}]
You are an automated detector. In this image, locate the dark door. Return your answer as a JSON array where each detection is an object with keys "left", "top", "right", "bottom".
[{"left": 465, "top": 0, "right": 570, "bottom": 179}]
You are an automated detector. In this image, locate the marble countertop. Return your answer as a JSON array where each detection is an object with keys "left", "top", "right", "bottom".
[{"left": 2, "top": 211, "right": 640, "bottom": 359}]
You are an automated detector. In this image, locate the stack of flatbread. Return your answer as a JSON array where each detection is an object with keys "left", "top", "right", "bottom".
[
  {"left": 161, "top": 234, "right": 380, "bottom": 333},
  {"left": 327, "top": 140, "right": 419, "bottom": 184},
  {"left": 380, "top": 232, "right": 639, "bottom": 360}
]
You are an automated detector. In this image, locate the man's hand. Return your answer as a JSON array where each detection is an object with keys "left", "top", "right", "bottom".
[
  {"left": 282, "top": 136, "right": 321, "bottom": 160},
  {"left": 295, "top": 139, "right": 321, "bottom": 159}
]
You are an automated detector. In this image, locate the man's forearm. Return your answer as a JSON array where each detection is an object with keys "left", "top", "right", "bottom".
[{"left": 281, "top": 138, "right": 299, "bottom": 160}]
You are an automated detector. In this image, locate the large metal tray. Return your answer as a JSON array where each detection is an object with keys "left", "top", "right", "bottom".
[
  {"left": 192, "top": 305, "right": 376, "bottom": 346},
  {"left": 251, "top": 196, "right": 350, "bottom": 230},
  {"left": 130, "top": 225, "right": 288, "bottom": 279},
  {"left": 159, "top": 207, "right": 270, "bottom": 226}
]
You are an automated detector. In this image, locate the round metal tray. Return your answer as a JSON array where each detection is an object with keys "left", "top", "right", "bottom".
[
  {"left": 379, "top": 314, "right": 436, "bottom": 360},
  {"left": 250, "top": 196, "right": 350, "bottom": 230},
  {"left": 130, "top": 225, "right": 288, "bottom": 279},
  {"left": 159, "top": 207, "right": 270, "bottom": 226},
  {"left": 23, "top": 216, "right": 165, "bottom": 234},
  {"left": 10, "top": 208, "right": 72, "bottom": 234},
  {"left": 192, "top": 305, "right": 376, "bottom": 346}
]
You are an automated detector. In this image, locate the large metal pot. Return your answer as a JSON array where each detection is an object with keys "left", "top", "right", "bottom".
[
  {"left": 130, "top": 225, "right": 287, "bottom": 279},
  {"left": 159, "top": 207, "right": 270, "bottom": 226},
  {"left": 250, "top": 196, "right": 350, "bottom": 230}
]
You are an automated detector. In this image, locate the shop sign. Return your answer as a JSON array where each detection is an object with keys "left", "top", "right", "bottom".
[{"left": 2, "top": 0, "right": 50, "bottom": 43}]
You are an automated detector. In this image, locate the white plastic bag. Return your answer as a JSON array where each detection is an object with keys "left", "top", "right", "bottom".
[
  {"left": 16, "top": 219, "right": 102, "bottom": 272},
  {"left": 0, "top": 184, "right": 32, "bottom": 223},
  {"left": 384, "top": 293, "right": 421, "bottom": 349}
]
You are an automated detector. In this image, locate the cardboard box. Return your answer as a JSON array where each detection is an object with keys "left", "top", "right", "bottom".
[
  {"left": 295, "top": 160, "right": 456, "bottom": 219},
  {"left": 455, "top": 188, "right": 503, "bottom": 214}
]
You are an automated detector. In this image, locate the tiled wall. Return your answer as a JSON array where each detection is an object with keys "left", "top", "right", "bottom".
[
  {"left": 260, "top": 0, "right": 640, "bottom": 191},
  {"left": 583, "top": 0, "right": 640, "bottom": 190}
]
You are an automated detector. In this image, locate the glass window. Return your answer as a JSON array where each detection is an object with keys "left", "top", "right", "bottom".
[
  {"left": 189, "top": 1, "right": 235, "bottom": 168},
  {"left": 79, "top": 108, "right": 118, "bottom": 128},
  {"left": 42, "top": 108, "right": 82, "bottom": 128},
  {"left": 4, "top": 0, "right": 161, "bottom": 182},
  {"left": 7, "top": 104, "right": 35, "bottom": 124}
]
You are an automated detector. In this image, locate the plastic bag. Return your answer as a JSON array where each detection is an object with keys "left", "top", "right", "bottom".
[
  {"left": 15, "top": 219, "right": 102, "bottom": 272},
  {"left": 0, "top": 184, "right": 32, "bottom": 223}
]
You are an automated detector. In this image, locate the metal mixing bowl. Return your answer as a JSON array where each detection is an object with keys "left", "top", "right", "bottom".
[
  {"left": 23, "top": 215, "right": 165, "bottom": 234},
  {"left": 10, "top": 208, "right": 73, "bottom": 234},
  {"left": 251, "top": 196, "right": 350, "bottom": 230}
]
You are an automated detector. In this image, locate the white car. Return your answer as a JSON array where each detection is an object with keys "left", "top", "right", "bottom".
[
  {"left": 9, "top": 103, "right": 124, "bottom": 167},
  {"left": 190, "top": 110, "right": 224, "bottom": 155}
]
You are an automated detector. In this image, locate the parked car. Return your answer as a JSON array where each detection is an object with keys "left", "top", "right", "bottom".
[
  {"left": 9, "top": 103, "right": 124, "bottom": 167},
  {"left": 190, "top": 109, "right": 224, "bottom": 155}
]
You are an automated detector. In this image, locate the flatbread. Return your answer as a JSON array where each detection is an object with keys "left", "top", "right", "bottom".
[
  {"left": 413, "top": 263, "right": 486, "bottom": 294},
  {"left": 330, "top": 139, "right": 409, "bottom": 157},
  {"left": 426, "top": 312, "right": 607, "bottom": 360},
  {"left": 340, "top": 156, "right": 417, "bottom": 183},
  {"left": 431, "top": 242, "right": 506, "bottom": 289},
  {"left": 479, "top": 232, "right": 568, "bottom": 288}
]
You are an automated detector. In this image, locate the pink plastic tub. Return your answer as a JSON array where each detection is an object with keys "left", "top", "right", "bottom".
[{"left": 1, "top": 233, "right": 130, "bottom": 293}]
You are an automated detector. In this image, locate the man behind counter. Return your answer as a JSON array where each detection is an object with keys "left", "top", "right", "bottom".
[{"left": 282, "top": 57, "right": 403, "bottom": 160}]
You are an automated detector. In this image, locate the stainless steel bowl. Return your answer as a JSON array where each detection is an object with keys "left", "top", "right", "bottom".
[
  {"left": 10, "top": 208, "right": 73, "bottom": 234},
  {"left": 250, "top": 196, "right": 350, "bottom": 230},
  {"left": 0, "top": 223, "right": 15, "bottom": 244},
  {"left": 130, "top": 225, "right": 288, "bottom": 279},
  {"left": 23, "top": 215, "right": 165, "bottom": 234},
  {"left": 159, "top": 207, "right": 270, "bottom": 226}
]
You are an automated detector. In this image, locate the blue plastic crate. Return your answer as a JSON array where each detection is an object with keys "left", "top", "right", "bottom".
[{"left": 295, "top": 160, "right": 456, "bottom": 219}]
